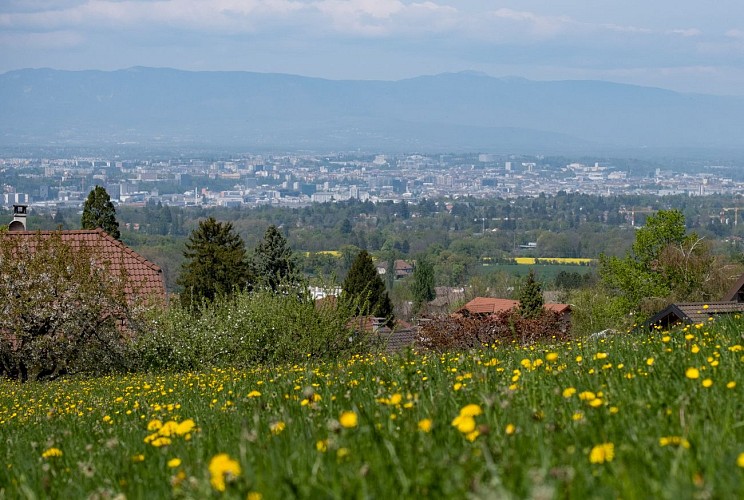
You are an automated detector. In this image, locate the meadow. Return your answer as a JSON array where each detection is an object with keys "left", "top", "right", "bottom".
[{"left": 1, "top": 317, "right": 744, "bottom": 498}]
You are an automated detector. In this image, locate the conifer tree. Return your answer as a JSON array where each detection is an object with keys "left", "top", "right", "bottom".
[
  {"left": 177, "top": 217, "right": 251, "bottom": 310},
  {"left": 81, "top": 186, "right": 120, "bottom": 239},
  {"left": 411, "top": 256, "right": 436, "bottom": 314},
  {"left": 342, "top": 250, "right": 394, "bottom": 326},
  {"left": 251, "top": 225, "right": 303, "bottom": 292},
  {"left": 518, "top": 268, "right": 544, "bottom": 319}
]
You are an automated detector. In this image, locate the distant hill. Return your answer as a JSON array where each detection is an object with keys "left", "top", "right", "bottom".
[{"left": 2, "top": 67, "right": 744, "bottom": 152}]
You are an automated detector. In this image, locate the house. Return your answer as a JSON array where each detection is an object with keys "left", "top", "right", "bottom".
[
  {"left": 722, "top": 274, "right": 744, "bottom": 302},
  {"left": 5, "top": 205, "right": 166, "bottom": 305},
  {"left": 646, "top": 302, "right": 744, "bottom": 330},
  {"left": 455, "top": 297, "right": 572, "bottom": 318},
  {"left": 376, "top": 259, "right": 414, "bottom": 280}
]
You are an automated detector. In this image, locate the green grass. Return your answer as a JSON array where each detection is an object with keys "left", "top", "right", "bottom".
[
  {"left": 1, "top": 318, "right": 744, "bottom": 498},
  {"left": 478, "top": 263, "right": 595, "bottom": 281}
]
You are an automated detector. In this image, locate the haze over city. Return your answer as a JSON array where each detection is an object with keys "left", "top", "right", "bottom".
[{"left": 2, "top": 0, "right": 744, "bottom": 96}]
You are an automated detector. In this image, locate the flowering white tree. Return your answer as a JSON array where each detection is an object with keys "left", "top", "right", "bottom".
[{"left": 0, "top": 230, "right": 147, "bottom": 381}]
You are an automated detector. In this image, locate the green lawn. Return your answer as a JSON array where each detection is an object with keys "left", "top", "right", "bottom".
[{"left": 1, "top": 317, "right": 743, "bottom": 498}]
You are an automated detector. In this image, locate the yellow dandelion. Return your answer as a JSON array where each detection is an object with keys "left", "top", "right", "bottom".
[
  {"left": 546, "top": 352, "right": 559, "bottom": 362},
  {"left": 270, "top": 421, "right": 286, "bottom": 435},
  {"left": 726, "top": 381, "right": 736, "bottom": 389},
  {"left": 459, "top": 404, "right": 483, "bottom": 417},
  {"left": 247, "top": 492, "right": 263, "bottom": 500},
  {"left": 339, "top": 411, "right": 358, "bottom": 429},
  {"left": 147, "top": 419, "right": 163, "bottom": 431},
  {"left": 646, "top": 357, "right": 655, "bottom": 366},
  {"left": 702, "top": 379, "right": 713, "bottom": 388},
  {"left": 208, "top": 453, "right": 241, "bottom": 492},
  {"left": 131, "top": 454, "right": 145, "bottom": 463},
  {"left": 562, "top": 387, "right": 577, "bottom": 398},
  {"left": 41, "top": 447, "right": 63, "bottom": 458},
  {"left": 451, "top": 415, "right": 476, "bottom": 434},
  {"left": 175, "top": 419, "right": 196, "bottom": 436},
  {"left": 465, "top": 430, "right": 480, "bottom": 442},
  {"left": 589, "top": 443, "right": 615, "bottom": 464},
  {"left": 453, "top": 382, "right": 463, "bottom": 391},
  {"left": 578, "top": 391, "right": 596, "bottom": 401},
  {"left": 316, "top": 440, "right": 328, "bottom": 453},
  {"left": 167, "top": 458, "right": 182, "bottom": 468},
  {"left": 150, "top": 437, "right": 172, "bottom": 447},
  {"left": 685, "top": 367, "right": 700, "bottom": 379},
  {"left": 159, "top": 420, "right": 179, "bottom": 437},
  {"left": 505, "top": 423, "right": 516, "bottom": 435},
  {"left": 737, "top": 452, "right": 744, "bottom": 468},
  {"left": 588, "top": 399, "right": 603, "bottom": 408},
  {"left": 418, "top": 419, "right": 433, "bottom": 432}
]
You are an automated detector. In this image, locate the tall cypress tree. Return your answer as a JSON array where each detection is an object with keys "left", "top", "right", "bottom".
[
  {"left": 342, "top": 250, "right": 394, "bottom": 326},
  {"left": 518, "top": 268, "right": 544, "bottom": 319},
  {"left": 411, "top": 256, "right": 436, "bottom": 314},
  {"left": 252, "top": 225, "right": 302, "bottom": 292},
  {"left": 177, "top": 217, "right": 251, "bottom": 310},
  {"left": 81, "top": 186, "right": 120, "bottom": 240}
]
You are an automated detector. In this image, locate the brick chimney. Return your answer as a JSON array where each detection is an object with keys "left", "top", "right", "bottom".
[{"left": 8, "top": 204, "right": 27, "bottom": 231}]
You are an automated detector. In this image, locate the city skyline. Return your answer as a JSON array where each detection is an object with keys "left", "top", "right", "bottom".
[{"left": 2, "top": 1, "right": 744, "bottom": 96}]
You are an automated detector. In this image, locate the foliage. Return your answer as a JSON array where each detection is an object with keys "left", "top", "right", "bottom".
[
  {"left": 177, "top": 217, "right": 251, "bottom": 311},
  {"left": 81, "top": 185, "right": 121, "bottom": 239},
  {"left": 134, "top": 287, "right": 364, "bottom": 370},
  {"left": 411, "top": 256, "right": 436, "bottom": 314},
  {"left": 0, "top": 231, "right": 148, "bottom": 381},
  {"left": 567, "top": 286, "right": 633, "bottom": 337},
  {"left": 342, "top": 250, "right": 394, "bottom": 326},
  {"left": 599, "top": 209, "right": 726, "bottom": 316},
  {"left": 419, "top": 310, "right": 569, "bottom": 350},
  {"left": 251, "top": 225, "right": 303, "bottom": 292},
  {"left": 518, "top": 268, "right": 544, "bottom": 319}
]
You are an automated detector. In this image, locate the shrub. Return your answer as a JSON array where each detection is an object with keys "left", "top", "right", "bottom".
[{"left": 419, "top": 309, "right": 569, "bottom": 351}]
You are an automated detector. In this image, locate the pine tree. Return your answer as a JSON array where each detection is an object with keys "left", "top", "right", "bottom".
[
  {"left": 81, "top": 186, "right": 120, "bottom": 239},
  {"left": 342, "top": 250, "right": 394, "bottom": 326},
  {"left": 411, "top": 256, "right": 436, "bottom": 314},
  {"left": 251, "top": 225, "right": 302, "bottom": 292},
  {"left": 177, "top": 217, "right": 251, "bottom": 310},
  {"left": 518, "top": 268, "right": 544, "bottom": 319}
]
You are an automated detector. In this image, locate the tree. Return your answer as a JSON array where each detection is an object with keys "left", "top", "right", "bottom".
[
  {"left": 0, "top": 231, "right": 146, "bottom": 381},
  {"left": 518, "top": 269, "right": 544, "bottom": 319},
  {"left": 342, "top": 250, "right": 394, "bottom": 326},
  {"left": 81, "top": 185, "right": 120, "bottom": 240},
  {"left": 251, "top": 225, "right": 303, "bottom": 292},
  {"left": 411, "top": 256, "right": 436, "bottom": 314},
  {"left": 177, "top": 217, "right": 251, "bottom": 310}
]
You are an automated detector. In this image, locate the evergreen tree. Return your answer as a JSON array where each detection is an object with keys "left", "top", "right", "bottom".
[
  {"left": 177, "top": 217, "right": 251, "bottom": 310},
  {"left": 251, "top": 225, "right": 303, "bottom": 292},
  {"left": 81, "top": 185, "right": 120, "bottom": 239},
  {"left": 411, "top": 256, "right": 436, "bottom": 314},
  {"left": 518, "top": 268, "right": 544, "bottom": 319},
  {"left": 342, "top": 250, "right": 394, "bottom": 326}
]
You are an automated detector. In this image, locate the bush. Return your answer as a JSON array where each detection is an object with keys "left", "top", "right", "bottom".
[
  {"left": 419, "top": 309, "right": 569, "bottom": 351},
  {"left": 134, "top": 287, "right": 368, "bottom": 370}
]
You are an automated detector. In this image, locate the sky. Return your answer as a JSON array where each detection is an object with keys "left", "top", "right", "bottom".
[{"left": 2, "top": 0, "right": 744, "bottom": 95}]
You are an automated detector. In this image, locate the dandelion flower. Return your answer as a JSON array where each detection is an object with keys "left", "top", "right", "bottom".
[
  {"left": 685, "top": 367, "right": 700, "bottom": 379},
  {"left": 167, "top": 458, "right": 182, "bottom": 468},
  {"left": 562, "top": 387, "right": 577, "bottom": 398},
  {"left": 247, "top": 390, "right": 261, "bottom": 398},
  {"left": 176, "top": 419, "right": 196, "bottom": 436},
  {"left": 147, "top": 419, "right": 163, "bottom": 431},
  {"left": 589, "top": 443, "right": 615, "bottom": 464},
  {"left": 418, "top": 419, "right": 433, "bottom": 432},
  {"left": 727, "top": 381, "right": 736, "bottom": 389},
  {"left": 546, "top": 352, "right": 559, "bottom": 362},
  {"left": 702, "top": 379, "right": 713, "bottom": 388},
  {"left": 316, "top": 440, "right": 328, "bottom": 452},
  {"left": 451, "top": 415, "right": 476, "bottom": 434},
  {"left": 737, "top": 452, "right": 744, "bottom": 468},
  {"left": 505, "top": 423, "right": 516, "bottom": 435},
  {"left": 646, "top": 358, "right": 655, "bottom": 366},
  {"left": 41, "top": 447, "right": 63, "bottom": 459},
  {"left": 459, "top": 404, "right": 483, "bottom": 417},
  {"left": 209, "top": 453, "right": 241, "bottom": 492},
  {"left": 339, "top": 411, "right": 358, "bottom": 429},
  {"left": 270, "top": 421, "right": 286, "bottom": 435}
]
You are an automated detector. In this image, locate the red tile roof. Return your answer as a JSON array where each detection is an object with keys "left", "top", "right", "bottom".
[
  {"left": 457, "top": 297, "right": 571, "bottom": 316},
  {"left": 4, "top": 229, "right": 166, "bottom": 303}
]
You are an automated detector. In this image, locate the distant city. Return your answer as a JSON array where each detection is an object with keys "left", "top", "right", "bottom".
[{"left": 2, "top": 152, "right": 744, "bottom": 212}]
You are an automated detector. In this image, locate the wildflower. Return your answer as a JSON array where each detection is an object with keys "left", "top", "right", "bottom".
[
  {"left": 339, "top": 411, "right": 358, "bottom": 429},
  {"left": 589, "top": 443, "right": 615, "bottom": 464},
  {"left": 465, "top": 430, "right": 480, "bottom": 442},
  {"left": 572, "top": 412, "right": 584, "bottom": 421},
  {"left": 167, "top": 458, "right": 182, "bottom": 468},
  {"left": 131, "top": 454, "right": 145, "bottom": 462},
  {"left": 451, "top": 415, "right": 476, "bottom": 434},
  {"left": 646, "top": 357, "right": 655, "bottom": 366},
  {"left": 659, "top": 436, "right": 690, "bottom": 449},
  {"left": 579, "top": 391, "right": 596, "bottom": 402},
  {"left": 453, "top": 383, "right": 463, "bottom": 391},
  {"left": 247, "top": 492, "right": 263, "bottom": 500},
  {"left": 102, "top": 415, "right": 112, "bottom": 423},
  {"left": 336, "top": 448, "right": 350, "bottom": 460},
  {"left": 316, "top": 440, "right": 328, "bottom": 452},
  {"left": 685, "top": 367, "right": 700, "bottom": 379},
  {"left": 147, "top": 419, "right": 163, "bottom": 431},
  {"left": 546, "top": 352, "right": 559, "bottom": 362},
  {"left": 702, "top": 379, "right": 713, "bottom": 388},
  {"left": 150, "top": 437, "right": 172, "bottom": 447},
  {"left": 595, "top": 352, "right": 608, "bottom": 360},
  {"left": 208, "top": 453, "right": 241, "bottom": 492},
  {"left": 562, "top": 387, "right": 577, "bottom": 398},
  {"left": 588, "top": 399, "right": 603, "bottom": 408},
  {"left": 247, "top": 390, "right": 262, "bottom": 398},
  {"left": 41, "top": 447, "right": 63, "bottom": 458},
  {"left": 737, "top": 452, "right": 744, "bottom": 468},
  {"left": 459, "top": 404, "right": 483, "bottom": 417},
  {"left": 727, "top": 381, "right": 736, "bottom": 389},
  {"left": 175, "top": 419, "right": 196, "bottom": 436},
  {"left": 505, "top": 423, "right": 516, "bottom": 435},
  {"left": 418, "top": 419, "right": 433, "bottom": 432},
  {"left": 270, "top": 421, "right": 286, "bottom": 435}
]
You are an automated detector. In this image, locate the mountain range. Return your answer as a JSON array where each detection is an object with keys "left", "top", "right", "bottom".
[{"left": 2, "top": 67, "right": 744, "bottom": 153}]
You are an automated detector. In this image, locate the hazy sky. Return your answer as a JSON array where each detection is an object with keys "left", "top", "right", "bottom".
[{"left": 2, "top": 0, "right": 744, "bottom": 95}]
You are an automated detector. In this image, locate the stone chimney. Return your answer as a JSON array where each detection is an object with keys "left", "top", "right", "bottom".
[{"left": 8, "top": 204, "right": 27, "bottom": 231}]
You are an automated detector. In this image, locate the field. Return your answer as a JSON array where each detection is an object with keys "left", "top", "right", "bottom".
[{"left": 2, "top": 319, "right": 744, "bottom": 498}]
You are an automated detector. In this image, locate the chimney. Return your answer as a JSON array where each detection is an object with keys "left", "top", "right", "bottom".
[{"left": 8, "top": 204, "right": 27, "bottom": 231}]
